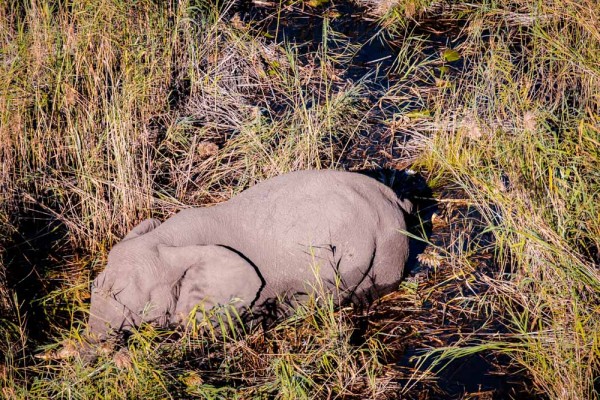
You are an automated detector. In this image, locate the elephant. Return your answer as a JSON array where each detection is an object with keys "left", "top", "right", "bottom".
[{"left": 87, "top": 169, "right": 412, "bottom": 341}]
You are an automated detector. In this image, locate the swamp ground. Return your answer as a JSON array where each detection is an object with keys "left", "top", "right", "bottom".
[{"left": 0, "top": 0, "right": 598, "bottom": 398}]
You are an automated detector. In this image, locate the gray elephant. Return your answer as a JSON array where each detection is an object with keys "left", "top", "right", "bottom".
[{"left": 87, "top": 169, "right": 412, "bottom": 341}]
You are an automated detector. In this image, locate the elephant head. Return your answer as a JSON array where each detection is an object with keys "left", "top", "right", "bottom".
[{"left": 87, "top": 219, "right": 263, "bottom": 341}]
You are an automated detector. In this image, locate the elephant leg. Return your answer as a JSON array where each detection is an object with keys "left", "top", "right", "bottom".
[{"left": 340, "top": 233, "right": 407, "bottom": 306}]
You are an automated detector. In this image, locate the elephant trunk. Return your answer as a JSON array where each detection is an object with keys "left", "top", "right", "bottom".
[{"left": 86, "top": 285, "right": 134, "bottom": 342}]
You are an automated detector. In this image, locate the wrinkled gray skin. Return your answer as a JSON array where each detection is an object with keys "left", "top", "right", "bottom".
[{"left": 88, "top": 170, "right": 412, "bottom": 341}]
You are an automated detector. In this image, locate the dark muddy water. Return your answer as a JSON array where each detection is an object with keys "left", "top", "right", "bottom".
[
  {"left": 238, "top": 1, "right": 397, "bottom": 81},
  {"left": 3, "top": 201, "right": 81, "bottom": 344}
]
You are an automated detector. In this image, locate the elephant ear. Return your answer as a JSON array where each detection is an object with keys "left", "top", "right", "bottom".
[
  {"left": 123, "top": 218, "right": 161, "bottom": 241},
  {"left": 157, "top": 245, "right": 263, "bottom": 321}
]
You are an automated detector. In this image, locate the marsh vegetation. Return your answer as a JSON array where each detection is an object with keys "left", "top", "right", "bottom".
[{"left": 0, "top": 0, "right": 598, "bottom": 398}]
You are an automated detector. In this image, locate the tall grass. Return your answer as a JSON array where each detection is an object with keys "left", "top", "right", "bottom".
[
  {"left": 1, "top": 0, "right": 177, "bottom": 248},
  {"left": 0, "top": 0, "right": 389, "bottom": 398},
  {"left": 0, "top": 0, "right": 362, "bottom": 246},
  {"left": 16, "top": 282, "right": 390, "bottom": 399},
  {"left": 396, "top": 0, "right": 600, "bottom": 397}
]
